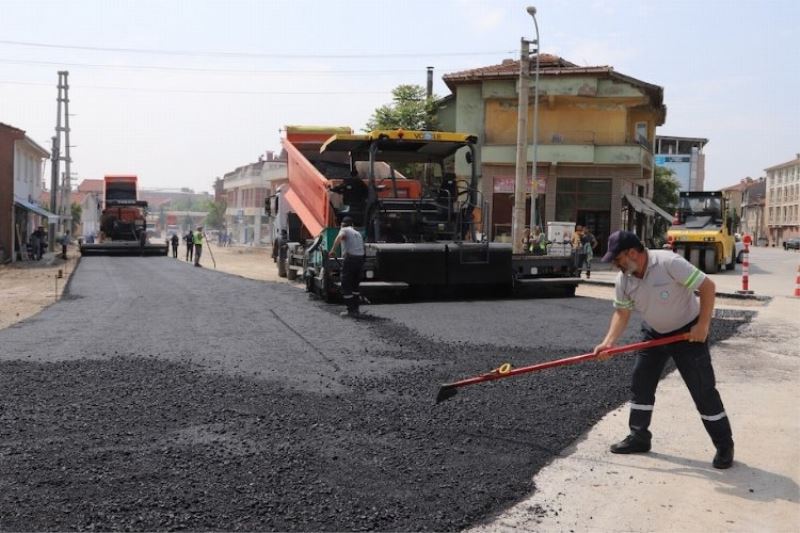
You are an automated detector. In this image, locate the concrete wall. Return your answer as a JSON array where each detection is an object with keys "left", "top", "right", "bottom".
[{"left": 0, "top": 125, "right": 25, "bottom": 262}]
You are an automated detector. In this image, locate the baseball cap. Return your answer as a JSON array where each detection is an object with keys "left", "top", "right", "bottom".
[{"left": 601, "top": 230, "right": 642, "bottom": 262}]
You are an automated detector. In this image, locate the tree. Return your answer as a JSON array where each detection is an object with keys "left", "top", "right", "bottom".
[
  {"left": 70, "top": 202, "right": 82, "bottom": 235},
  {"left": 652, "top": 166, "right": 681, "bottom": 245},
  {"left": 205, "top": 199, "right": 227, "bottom": 230},
  {"left": 365, "top": 84, "right": 438, "bottom": 131}
]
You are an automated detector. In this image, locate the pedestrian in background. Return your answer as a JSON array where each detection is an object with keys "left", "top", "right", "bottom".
[
  {"left": 530, "top": 225, "right": 547, "bottom": 255},
  {"left": 30, "top": 226, "right": 44, "bottom": 260},
  {"left": 184, "top": 230, "right": 194, "bottom": 262},
  {"left": 60, "top": 231, "right": 70, "bottom": 260},
  {"left": 592, "top": 230, "right": 734, "bottom": 469},
  {"left": 170, "top": 233, "right": 179, "bottom": 258},
  {"left": 193, "top": 226, "right": 204, "bottom": 267},
  {"left": 579, "top": 226, "right": 598, "bottom": 278},
  {"left": 328, "top": 216, "right": 364, "bottom": 318}
]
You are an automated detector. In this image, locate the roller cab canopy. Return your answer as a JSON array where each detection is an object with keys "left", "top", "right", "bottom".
[{"left": 321, "top": 129, "right": 477, "bottom": 164}]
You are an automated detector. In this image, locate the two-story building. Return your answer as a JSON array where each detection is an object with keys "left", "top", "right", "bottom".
[
  {"left": 740, "top": 177, "right": 767, "bottom": 245},
  {"left": 223, "top": 151, "right": 287, "bottom": 245},
  {"left": 439, "top": 55, "right": 671, "bottom": 254},
  {"left": 765, "top": 154, "right": 800, "bottom": 245},
  {"left": 0, "top": 122, "right": 57, "bottom": 262}
]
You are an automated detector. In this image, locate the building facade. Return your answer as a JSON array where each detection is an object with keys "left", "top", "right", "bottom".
[
  {"left": 654, "top": 135, "right": 708, "bottom": 191},
  {"left": 439, "top": 55, "right": 670, "bottom": 254},
  {"left": 0, "top": 122, "right": 55, "bottom": 262},
  {"left": 765, "top": 154, "right": 800, "bottom": 246},
  {"left": 740, "top": 177, "right": 767, "bottom": 245},
  {"left": 223, "top": 152, "right": 287, "bottom": 245}
]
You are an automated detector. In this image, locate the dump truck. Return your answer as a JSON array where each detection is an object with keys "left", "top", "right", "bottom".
[
  {"left": 666, "top": 191, "right": 736, "bottom": 273},
  {"left": 267, "top": 126, "right": 580, "bottom": 300},
  {"left": 80, "top": 175, "right": 168, "bottom": 256}
]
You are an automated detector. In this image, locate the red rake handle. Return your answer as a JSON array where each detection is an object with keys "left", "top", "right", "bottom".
[{"left": 442, "top": 333, "right": 690, "bottom": 390}]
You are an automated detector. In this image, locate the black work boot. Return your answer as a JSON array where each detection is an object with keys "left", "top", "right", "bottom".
[
  {"left": 610, "top": 434, "right": 651, "bottom": 454},
  {"left": 713, "top": 443, "right": 734, "bottom": 469}
]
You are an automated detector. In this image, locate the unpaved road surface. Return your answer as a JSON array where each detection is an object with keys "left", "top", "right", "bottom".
[{"left": 0, "top": 256, "right": 748, "bottom": 531}]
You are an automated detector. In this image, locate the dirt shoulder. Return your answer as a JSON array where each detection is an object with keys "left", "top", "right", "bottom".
[{"left": 0, "top": 246, "right": 80, "bottom": 330}]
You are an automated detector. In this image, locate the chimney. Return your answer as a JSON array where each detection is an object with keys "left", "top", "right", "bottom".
[{"left": 266, "top": 150, "right": 274, "bottom": 161}]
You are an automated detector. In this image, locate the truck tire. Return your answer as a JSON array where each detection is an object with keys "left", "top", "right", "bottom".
[
  {"left": 286, "top": 264, "right": 297, "bottom": 281},
  {"left": 725, "top": 247, "right": 736, "bottom": 270},
  {"left": 703, "top": 249, "right": 718, "bottom": 274},
  {"left": 277, "top": 258, "right": 287, "bottom": 278}
]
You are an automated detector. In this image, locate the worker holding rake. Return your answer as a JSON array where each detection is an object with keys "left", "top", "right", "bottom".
[{"left": 593, "top": 231, "right": 734, "bottom": 469}]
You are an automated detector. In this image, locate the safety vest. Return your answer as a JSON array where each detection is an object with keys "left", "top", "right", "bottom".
[
  {"left": 529, "top": 233, "right": 545, "bottom": 252},
  {"left": 193, "top": 232, "right": 204, "bottom": 246}
]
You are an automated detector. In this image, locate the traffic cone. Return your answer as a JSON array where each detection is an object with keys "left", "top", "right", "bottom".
[{"left": 794, "top": 265, "right": 800, "bottom": 297}]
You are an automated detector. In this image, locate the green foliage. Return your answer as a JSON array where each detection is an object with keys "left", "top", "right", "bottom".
[
  {"left": 652, "top": 166, "right": 680, "bottom": 243},
  {"left": 70, "top": 202, "right": 82, "bottom": 234},
  {"left": 365, "top": 84, "right": 439, "bottom": 131},
  {"left": 205, "top": 199, "right": 227, "bottom": 229},
  {"left": 171, "top": 196, "right": 209, "bottom": 212}
]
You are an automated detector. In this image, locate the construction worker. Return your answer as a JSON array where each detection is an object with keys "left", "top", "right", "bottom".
[
  {"left": 184, "top": 230, "right": 194, "bottom": 262},
  {"left": 330, "top": 170, "right": 369, "bottom": 227},
  {"left": 328, "top": 216, "right": 364, "bottom": 318},
  {"left": 193, "top": 226, "right": 204, "bottom": 267},
  {"left": 170, "top": 233, "right": 179, "bottom": 258},
  {"left": 579, "top": 227, "right": 598, "bottom": 278},
  {"left": 593, "top": 230, "right": 734, "bottom": 469},
  {"left": 530, "top": 225, "right": 546, "bottom": 255}
]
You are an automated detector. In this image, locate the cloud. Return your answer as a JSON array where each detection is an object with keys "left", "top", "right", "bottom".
[{"left": 455, "top": 0, "right": 506, "bottom": 33}]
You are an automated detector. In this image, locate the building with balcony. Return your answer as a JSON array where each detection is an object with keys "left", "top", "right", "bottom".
[
  {"left": 439, "top": 55, "right": 670, "bottom": 254},
  {"left": 0, "top": 122, "right": 57, "bottom": 262},
  {"left": 740, "top": 177, "right": 767, "bottom": 245},
  {"left": 654, "top": 135, "right": 708, "bottom": 191},
  {"left": 765, "top": 154, "right": 800, "bottom": 246},
  {"left": 223, "top": 151, "right": 287, "bottom": 245}
]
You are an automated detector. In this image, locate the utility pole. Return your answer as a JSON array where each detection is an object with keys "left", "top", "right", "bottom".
[
  {"left": 527, "top": 7, "right": 541, "bottom": 234},
  {"left": 512, "top": 38, "right": 530, "bottom": 254},
  {"left": 63, "top": 71, "right": 72, "bottom": 235},
  {"left": 49, "top": 71, "right": 68, "bottom": 250}
]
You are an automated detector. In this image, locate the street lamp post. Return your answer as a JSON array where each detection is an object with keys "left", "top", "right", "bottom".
[
  {"left": 527, "top": 6, "right": 541, "bottom": 235},
  {"left": 512, "top": 6, "right": 540, "bottom": 254}
]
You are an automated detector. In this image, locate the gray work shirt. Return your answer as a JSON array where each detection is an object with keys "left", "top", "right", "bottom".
[
  {"left": 337, "top": 226, "right": 365, "bottom": 257},
  {"left": 613, "top": 249, "right": 707, "bottom": 333}
]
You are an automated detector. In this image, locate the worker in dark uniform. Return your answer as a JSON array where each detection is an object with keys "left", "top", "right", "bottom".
[
  {"left": 593, "top": 231, "right": 734, "bottom": 469},
  {"left": 328, "top": 216, "right": 365, "bottom": 318},
  {"left": 330, "top": 170, "right": 369, "bottom": 227},
  {"left": 170, "top": 233, "right": 179, "bottom": 258},
  {"left": 184, "top": 230, "right": 194, "bottom": 262}
]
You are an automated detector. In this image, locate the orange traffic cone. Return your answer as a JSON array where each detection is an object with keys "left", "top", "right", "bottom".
[{"left": 794, "top": 265, "right": 800, "bottom": 297}]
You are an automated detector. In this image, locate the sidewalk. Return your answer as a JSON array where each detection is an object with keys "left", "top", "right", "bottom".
[{"left": 470, "top": 290, "right": 800, "bottom": 532}]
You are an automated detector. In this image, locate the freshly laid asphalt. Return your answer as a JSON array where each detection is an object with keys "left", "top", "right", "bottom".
[{"left": 0, "top": 257, "right": 749, "bottom": 531}]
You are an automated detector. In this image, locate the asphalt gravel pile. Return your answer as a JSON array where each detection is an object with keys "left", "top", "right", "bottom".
[{"left": 0, "top": 257, "right": 750, "bottom": 531}]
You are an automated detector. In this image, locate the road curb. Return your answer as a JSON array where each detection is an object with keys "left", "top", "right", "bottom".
[{"left": 579, "top": 279, "right": 772, "bottom": 301}]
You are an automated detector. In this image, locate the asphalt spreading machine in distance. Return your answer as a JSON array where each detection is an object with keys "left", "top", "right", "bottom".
[
  {"left": 80, "top": 175, "right": 168, "bottom": 256},
  {"left": 267, "top": 126, "right": 581, "bottom": 301}
]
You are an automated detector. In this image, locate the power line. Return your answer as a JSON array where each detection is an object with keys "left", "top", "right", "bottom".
[
  {"left": 0, "top": 57, "right": 445, "bottom": 75},
  {"left": 0, "top": 79, "right": 391, "bottom": 96},
  {"left": 0, "top": 39, "right": 513, "bottom": 59}
]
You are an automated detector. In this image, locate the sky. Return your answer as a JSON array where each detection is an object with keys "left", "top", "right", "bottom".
[{"left": 1, "top": 0, "right": 798, "bottom": 194}]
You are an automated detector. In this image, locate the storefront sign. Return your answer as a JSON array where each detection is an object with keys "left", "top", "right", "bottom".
[{"left": 493, "top": 175, "right": 546, "bottom": 194}]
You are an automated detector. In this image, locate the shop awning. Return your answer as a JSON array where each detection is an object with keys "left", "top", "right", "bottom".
[
  {"left": 640, "top": 197, "right": 674, "bottom": 223},
  {"left": 14, "top": 198, "right": 60, "bottom": 221},
  {"left": 623, "top": 194, "right": 654, "bottom": 216}
]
